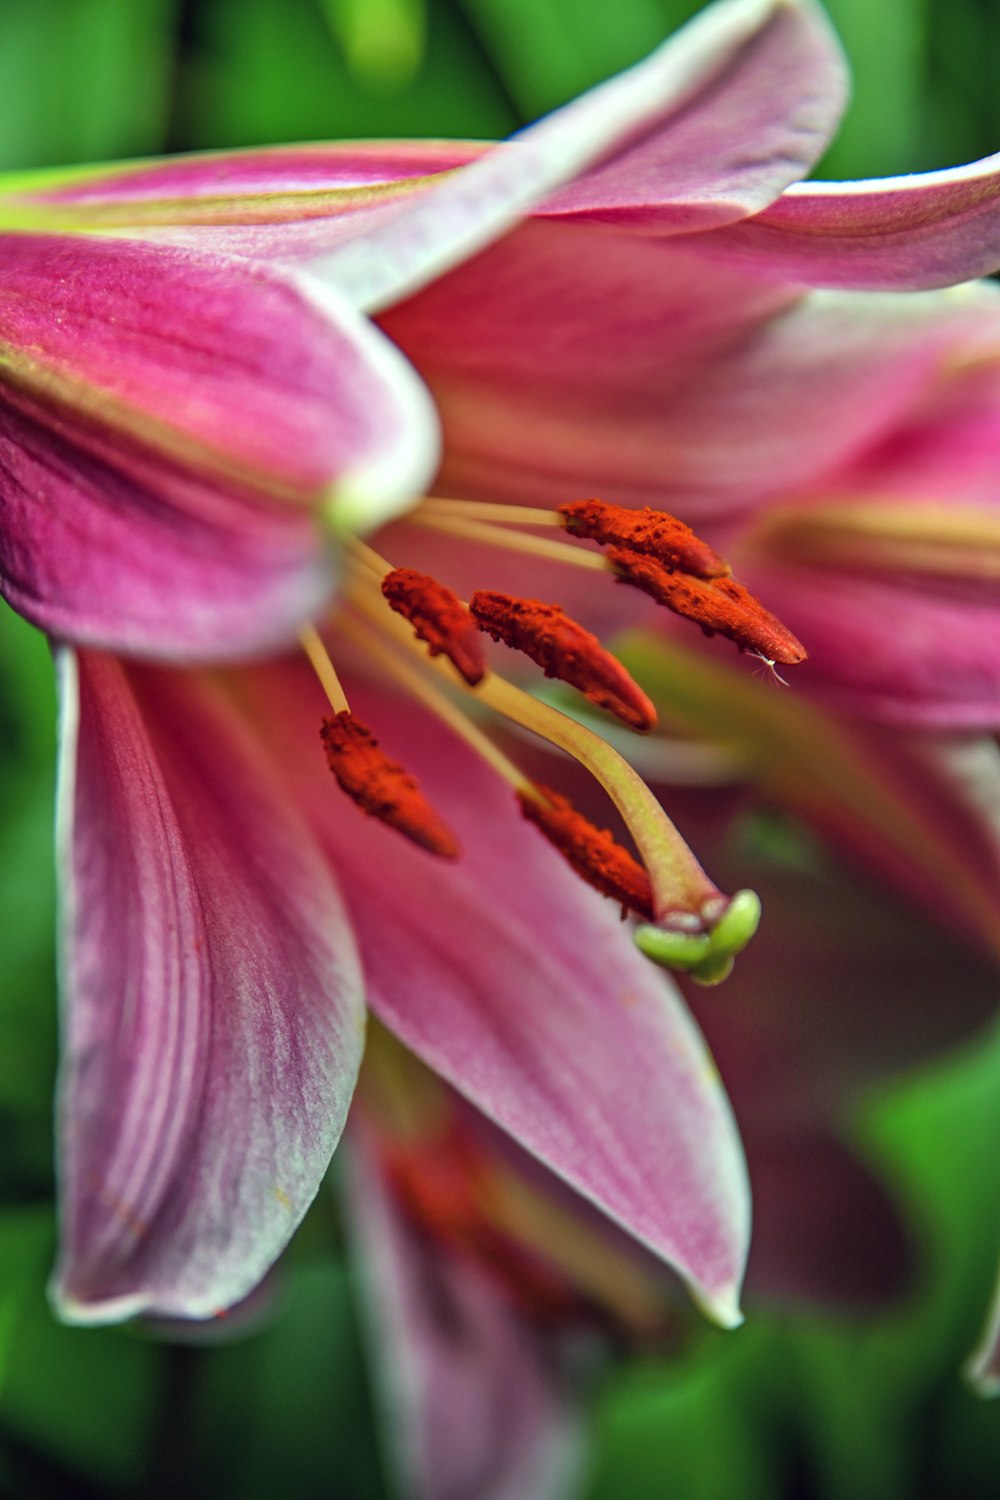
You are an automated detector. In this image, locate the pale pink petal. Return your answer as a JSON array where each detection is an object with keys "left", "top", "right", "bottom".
[
  {"left": 52, "top": 651, "right": 366, "bottom": 1322},
  {"left": 741, "top": 563, "right": 1000, "bottom": 727},
  {"left": 691, "top": 156, "right": 1000, "bottom": 290},
  {"left": 0, "top": 234, "right": 437, "bottom": 655},
  {"left": 247, "top": 662, "right": 749, "bottom": 1326},
  {"left": 302, "top": 0, "right": 845, "bottom": 310},
  {"left": 9, "top": 1, "right": 842, "bottom": 280},
  {"left": 345, "top": 1122, "right": 584, "bottom": 1500},
  {"left": 385, "top": 262, "right": 1000, "bottom": 534},
  {"left": 27, "top": 141, "right": 479, "bottom": 204},
  {"left": 967, "top": 1262, "right": 1000, "bottom": 1396}
]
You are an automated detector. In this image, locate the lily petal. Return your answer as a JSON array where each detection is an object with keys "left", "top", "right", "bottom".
[
  {"left": 247, "top": 662, "right": 750, "bottom": 1327},
  {"left": 690, "top": 156, "right": 1000, "bottom": 291},
  {"left": 53, "top": 650, "right": 365, "bottom": 1322},
  {"left": 386, "top": 271, "right": 1000, "bottom": 538},
  {"left": 346, "top": 1121, "right": 584, "bottom": 1500},
  {"left": 0, "top": 235, "right": 438, "bottom": 655},
  {"left": 303, "top": 0, "right": 846, "bottom": 310}
]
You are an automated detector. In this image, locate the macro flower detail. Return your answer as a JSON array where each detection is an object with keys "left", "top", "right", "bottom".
[{"left": 0, "top": 9, "right": 997, "bottom": 1471}]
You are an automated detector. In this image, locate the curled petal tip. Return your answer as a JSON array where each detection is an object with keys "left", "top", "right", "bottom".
[{"left": 689, "top": 1278, "right": 745, "bottom": 1332}]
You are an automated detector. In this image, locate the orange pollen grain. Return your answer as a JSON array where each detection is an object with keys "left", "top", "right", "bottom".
[
  {"left": 469, "top": 590, "right": 657, "bottom": 732},
  {"left": 559, "top": 499, "right": 730, "bottom": 579},
  {"left": 320, "top": 711, "right": 460, "bottom": 857},
  {"left": 518, "top": 786, "right": 654, "bottom": 919},
  {"left": 381, "top": 567, "right": 486, "bottom": 685},
  {"left": 608, "top": 549, "right": 807, "bottom": 665}
]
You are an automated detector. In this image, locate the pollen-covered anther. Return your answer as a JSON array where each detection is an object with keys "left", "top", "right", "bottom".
[
  {"left": 320, "top": 711, "right": 460, "bottom": 857},
  {"left": 558, "top": 499, "right": 730, "bottom": 579},
  {"left": 380, "top": 567, "right": 485, "bottom": 685},
  {"left": 469, "top": 590, "right": 657, "bottom": 732},
  {"left": 608, "top": 549, "right": 807, "bottom": 665},
  {"left": 518, "top": 786, "right": 654, "bottom": 919}
]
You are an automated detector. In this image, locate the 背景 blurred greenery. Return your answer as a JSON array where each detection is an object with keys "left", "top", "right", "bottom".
[{"left": 0, "top": 1, "right": 999, "bottom": 1496}]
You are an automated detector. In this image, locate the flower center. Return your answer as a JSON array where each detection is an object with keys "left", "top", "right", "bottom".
[{"left": 300, "top": 497, "right": 806, "bottom": 985}]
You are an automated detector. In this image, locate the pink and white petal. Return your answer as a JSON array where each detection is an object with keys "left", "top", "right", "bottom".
[
  {"left": 52, "top": 651, "right": 365, "bottom": 1322},
  {"left": 967, "top": 1260, "right": 1000, "bottom": 1396},
  {"left": 304, "top": 0, "right": 846, "bottom": 311},
  {"left": 391, "top": 271, "right": 1000, "bottom": 528},
  {"left": 745, "top": 563, "right": 1000, "bottom": 727},
  {"left": 690, "top": 156, "right": 1000, "bottom": 291},
  {"left": 248, "top": 662, "right": 750, "bottom": 1327},
  {"left": 0, "top": 235, "right": 438, "bottom": 654},
  {"left": 345, "top": 1123, "right": 585, "bottom": 1500}
]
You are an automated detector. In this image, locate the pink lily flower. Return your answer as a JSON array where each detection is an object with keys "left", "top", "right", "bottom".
[{"left": 1, "top": 0, "right": 999, "bottom": 1453}]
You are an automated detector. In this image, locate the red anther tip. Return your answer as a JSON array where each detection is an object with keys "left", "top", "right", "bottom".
[
  {"left": 608, "top": 550, "right": 807, "bottom": 665},
  {"left": 518, "top": 786, "right": 654, "bottom": 919},
  {"left": 381, "top": 567, "right": 485, "bottom": 685},
  {"left": 558, "top": 499, "right": 730, "bottom": 579},
  {"left": 321, "top": 711, "right": 460, "bottom": 857},
  {"left": 470, "top": 590, "right": 657, "bottom": 732}
]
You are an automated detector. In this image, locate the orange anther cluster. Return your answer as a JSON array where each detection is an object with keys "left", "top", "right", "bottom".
[
  {"left": 320, "top": 711, "right": 459, "bottom": 857},
  {"left": 607, "top": 549, "right": 807, "bottom": 665},
  {"left": 470, "top": 590, "right": 657, "bottom": 732},
  {"left": 518, "top": 786, "right": 654, "bottom": 919},
  {"left": 559, "top": 499, "right": 730, "bottom": 579},
  {"left": 381, "top": 567, "right": 485, "bottom": 685}
]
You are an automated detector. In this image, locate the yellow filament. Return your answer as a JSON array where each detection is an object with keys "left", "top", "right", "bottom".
[
  {"left": 406, "top": 510, "right": 609, "bottom": 570},
  {"left": 350, "top": 587, "right": 716, "bottom": 923},
  {"left": 341, "top": 600, "right": 536, "bottom": 796},
  {"left": 754, "top": 503, "right": 1000, "bottom": 579},
  {"left": 299, "top": 624, "right": 350, "bottom": 714},
  {"left": 417, "top": 498, "right": 565, "bottom": 528}
]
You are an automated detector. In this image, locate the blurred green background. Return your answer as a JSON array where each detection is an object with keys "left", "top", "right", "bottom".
[{"left": 1, "top": 1, "right": 999, "bottom": 1496}]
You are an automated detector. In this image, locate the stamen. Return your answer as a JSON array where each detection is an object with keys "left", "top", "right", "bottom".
[
  {"left": 408, "top": 509, "right": 609, "bottom": 571},
  {"left": 518, "top": 785, "right": 654, "bottom": 919},
  {"left": 559, "top": 499, "right": 730, "bottom": 579},
  {"left": 382, "top": 567, "right": 485, "bottom": 685},
  {"left": 608, "top": 549, "right": 807, "bottom": 666},
  {"left": 320, "top": 711, "right": 460, "bottom": 857},
  {"left": 337, "top": 606, "right": 534, "bottom": 796},
  {"left": 417, "top": 498, "right": 565, "bottom": 528},
  {"left": 469, "top": 590, "right": 657, "bottom": 732},
  {"left": 299, "top": 624, "right": 351, "bottom": 713}
]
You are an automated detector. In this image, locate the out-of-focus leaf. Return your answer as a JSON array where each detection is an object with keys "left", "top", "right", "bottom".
[
  {"left": 819, "top": 0, "right": 928, "bottom": 176},
  {"left": 459, "top": 0, "right": 697, "bottom": 116},
  {"left": 319, "top": 0, "right": 427, "bottom": 93},
  {"left": 180, "top": 0, "right": 515, "bottom": 149},
  {"left": 176, "top": 1259, "right": 384, "bottom": 1499},
  {"left": 0, "top": 0, "right": 177, "bottom": 168},
  {"left": 588, "top": 1326, "right": 779, "bottom": 1500},
  {"left": 0, "top": 1216, "right": 159, "bottom": 1492}
]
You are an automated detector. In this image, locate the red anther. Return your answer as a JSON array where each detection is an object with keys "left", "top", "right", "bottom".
[
  {"left": 381, "top": 567, "right": 485, "bottom": 686},
  {"left": 470, "top": 590, "right": 657, "bottom": 732},
  {"left": 559, "top": 499, "right": 730, "bottom": 579},
  {"left": 518, "top": 786, "right": 654, "bottom": 919},
  {"left": 608, "top": 549, "right": 807, "bottom": 665},
  {"left": 320, "top": 711, "right": 460, "bottom": 857}
]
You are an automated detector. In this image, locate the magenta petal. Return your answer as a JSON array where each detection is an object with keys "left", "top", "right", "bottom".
[
  {"left": 691, "top": 158, "right": 1000, "bottom": 290},
  {"left": 345, "top": 1122, "right": 584, "bottom": 1500},
  {"left": 250, "top": 664, "right": 749, "bottom": 1325},
  {"left": 305, "top": 0, "right": 845, "bottom": 311},
  {"left": 0, "top": 234, "right": 437, "bottom": 656},
  {"left": 53, "top": 651, "right": 365, "bottom": 1322}
]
